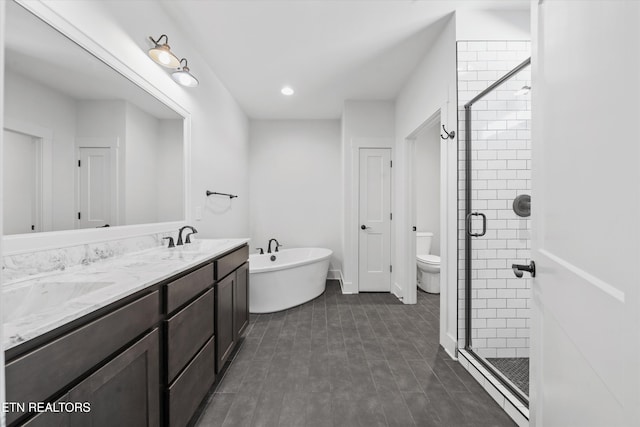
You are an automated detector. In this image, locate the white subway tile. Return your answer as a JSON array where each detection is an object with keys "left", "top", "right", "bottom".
[
  {"left": 478, "top": 309, "right": 498, "bottom": 318},
  {"left": 487, "top": 41, "right": 507, "bottom": 51},
  {"left": 487, "top": 318, "right": 507, "bottom": 328},
  {"left": 496, "top": 348, "right": 517, "bottom": 358},
  {"left": 507, "top": 299, "right": 527, "bottom": 309},
  {"left": 488, "top": 338, "right": 507, "bottom": 348},
  {"left": 468, "top": 41, "right": 488, "bottom": 51},
  {"left": 488, "top": 299, "right": 507, "bottom": 309},
  {"left": 497, "top": 328, "right": 517, "bottom": 338},
  {"left": 507, "top": 318, "right": 526, "bottom": 328},
  {"left": 478, "top": 51, "right": 498, "bottom": 60},
  {"left": 458, "top": 51, "right": 478, "bottom": 61}
]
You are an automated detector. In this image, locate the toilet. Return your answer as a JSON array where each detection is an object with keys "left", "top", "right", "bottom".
[{"left": 416, "top": 231, "right": 440, "bottom": 294}]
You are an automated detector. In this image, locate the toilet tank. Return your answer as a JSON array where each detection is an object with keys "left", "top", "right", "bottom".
[{"left": 416, "top": 232, "right": 434, "bottom": 255}]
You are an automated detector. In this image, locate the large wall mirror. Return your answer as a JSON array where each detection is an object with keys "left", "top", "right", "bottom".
[{"left": 3, "top": 0, "right": 186, "bottom": 238}]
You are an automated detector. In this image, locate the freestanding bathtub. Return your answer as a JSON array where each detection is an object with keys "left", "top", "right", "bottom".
[{"left": 249, "top": 248, "right": 332, "bottom": 313}]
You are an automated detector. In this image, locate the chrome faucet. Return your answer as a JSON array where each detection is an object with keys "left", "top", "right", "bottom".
[
  {"left": 267, "top": 238, "right": 282, "bottom": 254},
  {"left": 177, "top": 226, "right": 198, "bottom": 245}
]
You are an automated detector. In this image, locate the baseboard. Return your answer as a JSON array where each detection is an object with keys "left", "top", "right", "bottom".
[
  {"left": 442, "top": 332, "right": 458, "bottom": 360},
  {"left": 340, "top": 280, "right": 358, "bottom": 294},
  {"left": 391, "top": 281, "right": 402, "bottom": 300},
  {"left": 327, "top": 269, "right": 342, "bottom": 281}
]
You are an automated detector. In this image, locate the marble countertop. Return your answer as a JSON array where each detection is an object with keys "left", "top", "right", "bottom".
[{"left": 2, "top": 238, "right": 249, "bottom": 351}]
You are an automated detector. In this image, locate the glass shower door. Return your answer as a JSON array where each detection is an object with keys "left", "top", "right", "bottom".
[{"left": 464, "top": 58, "right": 532, "bottom": 403}]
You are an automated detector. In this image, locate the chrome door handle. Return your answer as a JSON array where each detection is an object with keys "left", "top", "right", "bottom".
[
  {"left": 465, "top": 212, "right": 487, "bottom": 237},
  {"left": 361, "top": 225, "right": 370, "bottom": 230},
  {"left": 512, "top": 261, "right": 536, "bottom": 278}
]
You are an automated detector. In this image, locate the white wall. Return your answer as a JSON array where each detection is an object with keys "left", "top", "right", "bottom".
[
  {"left": 341, "top": 100, "right": 395, "bottom": 293},
  {"left": 249, "top": 120, "right": 342, "bottom": 272},
  {"left": 415, "top": 123, "right": 441, "bottom": 255},
  {"left": 456, "top": 9, "right": 530, "bottom": 41},
  {"left": 395, "top": 15, "right": 457, "bottom": 296},
  {"left": 157, "top": 120, "right": 184, "bottom": 222},
  {"left": 125, "top": 102, "right": 159, "bottom": 225},
  {"left": 29, "top": 0, "right": 250, "bottom": 238},
  {"left": 5, "top": 68, "right": 77, "bottom": 231}
]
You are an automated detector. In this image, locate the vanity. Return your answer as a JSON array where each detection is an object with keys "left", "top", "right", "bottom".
[
  {"left": 2, "top": 1, "right": 248, "bottom": 425},
  {"left": 3, "top": 239, "right": 250, "bottom": 427}
]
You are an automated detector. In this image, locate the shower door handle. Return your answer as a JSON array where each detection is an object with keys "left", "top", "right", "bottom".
[{"left": 466, "top": 212, "right": 487, "bottom": 237}]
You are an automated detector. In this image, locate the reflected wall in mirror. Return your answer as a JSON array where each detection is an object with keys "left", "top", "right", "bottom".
[{"left": 3, "top": 0, "right": 185, "bottom": 235}]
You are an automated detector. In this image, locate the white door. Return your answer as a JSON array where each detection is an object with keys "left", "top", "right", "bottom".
[
  {"left": 358, "top": 148, "right": 391, "bottom": 292},
  {"left": 3, "top": 129, "right": 37, "bottom": 234},
  {"left": 78, "top": 147, "right": 112, "bottom": 228},
  {"left": 531, "top": 2, "right": 639, "bottom": 426}
]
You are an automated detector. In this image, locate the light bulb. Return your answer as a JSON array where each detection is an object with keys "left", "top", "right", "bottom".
[{"left": 281, "top": 86, "right": 294, "bottom": 96}]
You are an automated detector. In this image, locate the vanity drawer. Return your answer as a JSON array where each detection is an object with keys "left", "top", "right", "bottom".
[
  {"left": 5, "top": 291, "right": 160, "bottom": 425},
  {"left": 167, "top": 336, "right": 216, "bottom": 427},
  {"left": 165, "top": 288, "right": 214, "bottom": 383},
  {"left": 214, "top": 245, "right": 249, "bottom": 280},
  {"left": 166, "top": 263, "right": 214, "bottom": 314}
]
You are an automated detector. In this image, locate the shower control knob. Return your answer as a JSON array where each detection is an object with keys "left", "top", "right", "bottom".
[{"left": 512, "top": 261, "right": 536, "bottom": 278}]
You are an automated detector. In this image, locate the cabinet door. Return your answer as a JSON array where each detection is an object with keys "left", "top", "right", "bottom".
[
  {"left": 21, "top": 395, "right": 70, "bottom": 427},
  {"left": 215, "top": 274, "right": 235, "bottom": 372},
  {"left": 68, "top": 328, "right": 160, "bottom": 427},
  {"left": 234, "top": 262, "right": 249, "bottom": 340}
]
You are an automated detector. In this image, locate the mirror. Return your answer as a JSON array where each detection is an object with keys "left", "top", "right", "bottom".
[{"left": 3, "top": 0, "right": 185, "bottom": 236}]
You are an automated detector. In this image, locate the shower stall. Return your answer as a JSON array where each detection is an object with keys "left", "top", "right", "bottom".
[{"left": 457, "top": 41, "right": 532, "bottom": 405}]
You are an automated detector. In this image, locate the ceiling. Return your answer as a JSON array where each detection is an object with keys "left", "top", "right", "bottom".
[{"left": 161, "top": 0, "right": 528, "bottom": 120}]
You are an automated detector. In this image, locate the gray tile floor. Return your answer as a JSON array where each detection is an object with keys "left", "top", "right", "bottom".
[{"left": 195, "top": 281, "right": 516, "bottom": 427}]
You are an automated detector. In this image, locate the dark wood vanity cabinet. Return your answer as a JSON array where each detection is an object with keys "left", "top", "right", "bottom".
[
  {"left": 5, "top": 291, "right": 160, "bottom": 426},
  {"left": 214, "top": 245, "right": 249, "bottom": 372},
  {"left": 215, "top": 273, "right": 235, "bottom": 370},
  {"left": 234, "top": 262, "right": 250, "bottom": 340},
  {"left": 22, "top": 329, "right": 160, "bottom": 427},
  {"left": 164, "top": 264, "right": 216, "bottom": 427},
  {"left": 68, "top": 328, "right": 160, "bottom": 426},
  {"left": 6, "top": 243, "right": 249, "bottom": 427}
]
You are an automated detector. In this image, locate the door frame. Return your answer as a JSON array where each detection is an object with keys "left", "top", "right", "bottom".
[
  {"left": 350, "top": 138, "right": 394, "bottom": 294},
  {"left": 75, "top": 137, "right": 120, "bottom": 229},
  {"left": 403, "top": 106, "right": 458, "bottom": 358},
  {"left": 3, "top": 117, "right": 53, "bottom": 233}
]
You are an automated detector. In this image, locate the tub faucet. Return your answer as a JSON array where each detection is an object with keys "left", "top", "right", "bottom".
[
  {"left": 267, "top": 238, "right": 282, "bottom": 254},
  {"left": 177, "top": 226, "right": 198, "bottom": 245}
]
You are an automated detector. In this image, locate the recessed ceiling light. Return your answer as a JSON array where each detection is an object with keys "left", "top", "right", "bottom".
[{"left": 281, "top": 86, "right": 294, "bottom": 96}]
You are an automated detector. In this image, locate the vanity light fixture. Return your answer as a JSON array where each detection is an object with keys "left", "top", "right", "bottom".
[
  {"left": 172, "top": 58, "right": 199, "bottom": 87},
  {"left": 148, "top": 34, "right": 181, "bottom": 68},
  {"left": 281, "top": 86, "right": 294, "bottom": 96}
]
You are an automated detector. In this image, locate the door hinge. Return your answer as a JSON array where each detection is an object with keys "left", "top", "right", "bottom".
[
  {"left": 77, "top": 212, "right": 81, "bottom": 220},
  {"left": 390, "top": 160, "right": 393, "bottom": 168},
  {"left": 390, "top": 212, "right": 393, "bottom": 220},
  {"left": 31, "top": 225, "right": 35, "bottom": 231},
  {"left": 390, "top": 265, "right": 393, "bottom": 273},
  {"left": 78, "top": 160, "right": 81, "bottom": 167}
]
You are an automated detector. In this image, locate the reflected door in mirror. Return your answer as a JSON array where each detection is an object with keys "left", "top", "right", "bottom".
[
  {"left": 79, "top": 147, "right": 113, "bottom": 229},
  {"left": 3, "top": 129, "right": 38, "bottom": 234}
]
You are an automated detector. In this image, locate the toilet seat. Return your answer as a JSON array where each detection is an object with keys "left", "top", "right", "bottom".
[{"left": 417, "top": 254, "right": 440, "bottom": 265}]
